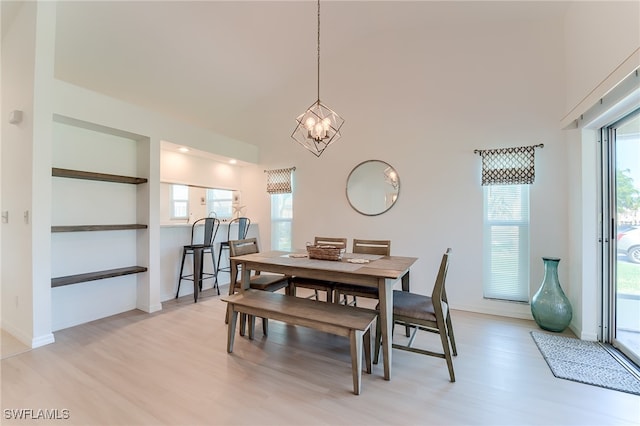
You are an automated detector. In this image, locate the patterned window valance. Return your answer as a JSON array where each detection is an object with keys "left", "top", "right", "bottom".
[
  {"left": 265, "top": 167, "right": 296, "bottom": 194},
  {"left": 474, "top": 144, "right": 543, "bottom": 186}
]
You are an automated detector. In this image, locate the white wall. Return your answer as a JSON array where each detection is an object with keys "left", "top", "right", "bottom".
[
  {"left": 1, "top": 0, "right": 37, "bottom": 346},
  {"left": 2, "top": 1, "right": 262, "bottom": 339},
  {"left": 50, "top": 121, "right": 143, "bottom": 331},
  {"left": 563, "top": 1, "right": 640, "bottom": 114},
  {"left": 4, "top": 1, "right": 638, "bottom": 342},
  {"left": 250, "top": 15, "right": 568, "bottom": 320},
  {"left": 1, "top": 1, "right": 56, "bottom": 347}
]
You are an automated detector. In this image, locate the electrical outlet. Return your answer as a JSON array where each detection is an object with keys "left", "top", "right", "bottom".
[
  {"left": 1, "top": 211, "right": 7, "bottom": 223},
  {"left": 24, "top": 210, "right": 29, "bottom": 224}
]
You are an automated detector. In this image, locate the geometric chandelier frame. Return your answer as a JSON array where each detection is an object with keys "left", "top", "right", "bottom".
[{"left": 291, "top": 0, "right": 344, "bottom": 157}]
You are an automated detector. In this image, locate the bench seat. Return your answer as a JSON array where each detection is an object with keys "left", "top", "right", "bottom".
[{"left": 222, "top": 290, "right": 378, "bottom": 395}]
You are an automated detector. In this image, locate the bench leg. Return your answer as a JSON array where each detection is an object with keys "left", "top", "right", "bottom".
[
  {"left": 350, "top": 329, "right": 364, "bottom": 395},
  {"left": 373, "top": 318, "right": 381, "bottom": 365},
  {"left": 227, "top": 304, "right": 238, "bottom": 353},
  {"left": 364, "top": 327, "right": 372, "bottom": 374}
]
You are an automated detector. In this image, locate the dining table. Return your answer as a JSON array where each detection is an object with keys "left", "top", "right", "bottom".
[{"left": 230, "top": 250, "right": 417, "bottom": 381}]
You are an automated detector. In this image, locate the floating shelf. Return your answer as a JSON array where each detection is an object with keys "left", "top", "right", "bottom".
[
  {"left": 52, "top": 224, "right": 148, "bottom": 233},
  {"left": 52, "top": 168, "right": 147, "bottom": 185},
  {"left": 51, "top": 266, "right": 148, "bottom": 288}
]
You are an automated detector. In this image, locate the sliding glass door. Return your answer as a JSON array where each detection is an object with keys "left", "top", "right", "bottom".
[{"left": 603, "top": 108, "right": 640, "bottom": 365}]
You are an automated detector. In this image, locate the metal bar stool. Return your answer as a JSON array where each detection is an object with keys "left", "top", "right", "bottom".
[
  {"left": 216, "top": 217, "right": 251, "bottom": 279},
  {"left": 176, "top": 217, "right": 221, "bottom": 301}
]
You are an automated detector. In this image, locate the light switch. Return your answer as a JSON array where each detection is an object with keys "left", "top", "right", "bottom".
[
  {"left": 9, "top": 110, "right": 23, "bottom": 124},
  {"left": 1, "top": 211, "right": 8, "bottom": 223}
]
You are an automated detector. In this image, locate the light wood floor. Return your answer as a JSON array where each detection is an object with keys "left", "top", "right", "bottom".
[
  {"left": 1, "top": 329, "right": 30, "bottom": 360},
  {"left": 2, "top": 288, "right": 639, "bottom": 426}
]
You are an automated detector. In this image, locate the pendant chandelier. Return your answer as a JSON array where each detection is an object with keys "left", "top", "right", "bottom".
[{"left": 291, "top": 0, "right": 344, "bottom": 157}]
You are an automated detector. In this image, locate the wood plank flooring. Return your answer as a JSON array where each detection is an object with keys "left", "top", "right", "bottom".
[
  {"left": 2, "top": 288, "right": 639, "bottom": 425},
  {"left": 1, "top": 330, "right": 30, "bottom": 360}
]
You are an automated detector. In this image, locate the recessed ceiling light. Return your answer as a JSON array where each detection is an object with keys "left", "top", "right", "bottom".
[
  {"left": 178, "top": 147, "right": 189, "bottom": 153},
  {"left": 229, "top": 159, "right": 237, "bottom": 165}
]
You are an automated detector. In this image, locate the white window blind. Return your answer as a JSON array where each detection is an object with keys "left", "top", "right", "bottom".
[
  {"left": 271, "top": 193, "right": 293, "bottom": 251},
  {"left": 483, "top": 184, "right": 530, "bottom": 302}
]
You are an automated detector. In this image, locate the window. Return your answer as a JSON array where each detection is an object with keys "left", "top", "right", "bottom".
[
  {"left": 170, "top": 184, "right": 189, "bottom": 219},
  {"left": 206, "top": 189, "right": 234, "bottom": 219},
  {"left": 271, "top": 193, "right": 292, "bottom": 250},
  {"left": 265, "top": 167, "right": 295, "bottom": 251},
  {"left": 483, "top": 184, "right": 530, "bottom": 302}
]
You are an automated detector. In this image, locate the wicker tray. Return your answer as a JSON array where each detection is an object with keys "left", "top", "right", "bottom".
[{"left": 306, "top": 245, "right": 343, "bottom": 261}]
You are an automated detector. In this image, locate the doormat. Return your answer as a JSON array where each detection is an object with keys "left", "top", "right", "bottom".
[{"left": 531, "top": 331, "right": 640, "bottom": 396}]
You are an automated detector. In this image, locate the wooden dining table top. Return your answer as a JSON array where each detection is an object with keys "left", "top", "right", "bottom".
[{"left": 231, "top": 250, "right": 417, "bottom": 285}]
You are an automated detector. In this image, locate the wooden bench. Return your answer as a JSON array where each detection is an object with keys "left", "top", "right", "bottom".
[{"left": 221, "top": 290, "right": 378, "bottom": 395}]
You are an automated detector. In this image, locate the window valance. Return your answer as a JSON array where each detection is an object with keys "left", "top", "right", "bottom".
[
  {"left": 474, "top": 144, "right": 543, "bottom": 186},
  {"left": 265, "top": 167, "right": 296, "bottom": 194}
]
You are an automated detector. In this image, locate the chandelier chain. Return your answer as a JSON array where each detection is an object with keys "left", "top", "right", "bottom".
[{"left": 317, "top": 0, "right": 320, "bottom": 101}]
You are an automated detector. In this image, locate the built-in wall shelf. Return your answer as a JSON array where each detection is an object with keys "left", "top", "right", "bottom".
[
  {"left": 52, "top": 224, "right": 148, "bottom": 233},
  {"left": 52, "top": 168, "right": 148, "bottom": 185},
  {"left": 51, "top": 266, "right": 148, "bottom": 288}
]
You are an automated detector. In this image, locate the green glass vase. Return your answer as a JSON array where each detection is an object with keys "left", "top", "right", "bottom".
[{"left": 531, "top": 257, "right": 572, "bottom": 332}]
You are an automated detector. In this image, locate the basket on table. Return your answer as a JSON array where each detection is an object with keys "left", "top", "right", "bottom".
[{"left": 306, "top": 245, "right": 344, "bottom": 261}]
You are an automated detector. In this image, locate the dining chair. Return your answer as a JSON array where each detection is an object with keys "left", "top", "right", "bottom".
[
  {"left": 291, "top": 236, "right": 347, "bottom": 302},
  {"left": 333, "top": 239, "right": 391, "bottom": 306},
  {"left": 176, "top": 217, "right": 221, "bottom": 299},
  {"left": 227, "top": 238, "right": 292, "bottom": 336},
  {"left": 374, "top": 248, "right": 457, "bottom": 382}
]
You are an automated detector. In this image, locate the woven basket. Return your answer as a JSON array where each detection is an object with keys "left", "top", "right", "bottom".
[{"left": 306, "top": 245, "right": 343, "bottom": 261}]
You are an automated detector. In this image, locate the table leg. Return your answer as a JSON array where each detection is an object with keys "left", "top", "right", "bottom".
[
  {"left": 378, "top": 278, "right": 392, "bottom": 380},
  {"left": 350, "top": 329, "right": 363, "bottom": 395},
  {"left": 193, "top": 247, "right": 202, "bottom": 303}
]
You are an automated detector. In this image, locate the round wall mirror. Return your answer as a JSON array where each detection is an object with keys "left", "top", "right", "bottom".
[{"left": 346, "top": 160, "right": 400, "bottom": 216}]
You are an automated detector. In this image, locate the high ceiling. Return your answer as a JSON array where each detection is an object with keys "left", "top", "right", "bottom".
[{"left": 4, "top": 1, "right": 569, "bottom": 150}]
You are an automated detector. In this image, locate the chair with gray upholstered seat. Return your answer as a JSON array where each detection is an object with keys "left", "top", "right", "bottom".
[
  {"left": 227, "top": 238, "right": 292, "bottom": 335},
  {"left": 333, "top": 239, "right": 391, "bottom": 306},
  {"left": 374, "top": 248, "right": 457, "bottom": 382},
  {"left": 291, "top": 236, "right": 347, "bottom": 302}
]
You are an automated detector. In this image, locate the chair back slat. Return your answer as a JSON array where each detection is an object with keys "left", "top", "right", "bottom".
[
  {"left": 353, "top": 239, "right": 391, "bottom": 256},
  {"left": 314, "top": 236, "right": 347, "bottom": 249},
  {"left": 229, "top": 238, "right": 259, "bottom": 257},
  {"left": 191, "top": 217, "right": 220, "bottom": 246},
  {"left": 226, "top": 217, "right": 251, "bottom": 241},
  {"left": 431, "top": 248, "right": 452, "bottom": 316}
]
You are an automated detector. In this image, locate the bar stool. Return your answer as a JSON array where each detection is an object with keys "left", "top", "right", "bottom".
[
  {"left": 216, "top": 217, "right": 251, "bottom": 279},
  {"left": 176, "top": 217, "right": 221, "bottom": 301}
]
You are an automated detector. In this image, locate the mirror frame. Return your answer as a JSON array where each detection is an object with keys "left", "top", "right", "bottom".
[{"left": 345, "top": 159, "right": 400, "bottom": 216}]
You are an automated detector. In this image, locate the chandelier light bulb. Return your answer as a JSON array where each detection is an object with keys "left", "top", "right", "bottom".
[{"left": 305, "top": 117, "right": 316, "bottom": 130}]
